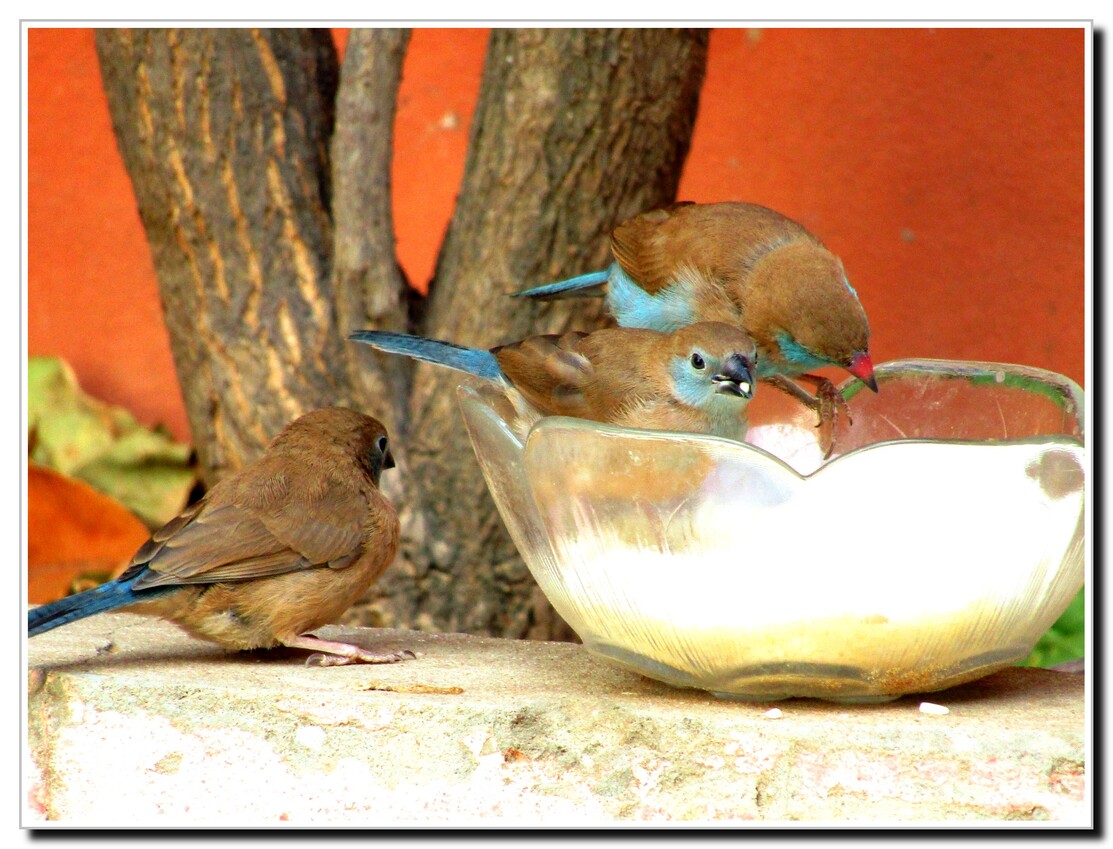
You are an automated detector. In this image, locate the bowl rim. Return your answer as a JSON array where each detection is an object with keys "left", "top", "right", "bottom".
[
  {"left": 844, "top": 357, "right": 1084, "bottom": 418},
  {"left": 460, "top": 357, "right": 1086, "bottom": 483},
  {"left": 522, "top": 417, "right": 1085, "bottom": 483}
]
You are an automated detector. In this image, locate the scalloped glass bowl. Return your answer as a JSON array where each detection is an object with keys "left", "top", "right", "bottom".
[{"left": 459, "top": 359, "right": 1085, "bottom": 702}]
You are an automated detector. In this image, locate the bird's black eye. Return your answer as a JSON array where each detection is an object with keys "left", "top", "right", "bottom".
[
  {"left": 373, "top": 434, "right": 396, "bottom": 473},
  {"left": 690, "top": 353, "right": 706, "bottom": 370}
]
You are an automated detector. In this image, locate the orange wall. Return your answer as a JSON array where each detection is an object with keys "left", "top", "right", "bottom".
[{"left": 28, "top": 27, "right": 1086, "bottom": 443}]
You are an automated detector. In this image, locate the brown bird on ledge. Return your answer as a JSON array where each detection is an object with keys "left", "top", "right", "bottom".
[{"left": 28, "top": 407, "right": 411, "bottom": 668}]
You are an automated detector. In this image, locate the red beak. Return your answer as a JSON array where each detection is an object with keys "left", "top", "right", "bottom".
[{"left": 847, "top": 351, "right": 878, "bottom": 392}]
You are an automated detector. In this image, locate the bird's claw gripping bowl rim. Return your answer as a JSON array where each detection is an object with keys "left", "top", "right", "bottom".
[{"left": 459, "top": 358, "right": 1086, "bottom": 702}]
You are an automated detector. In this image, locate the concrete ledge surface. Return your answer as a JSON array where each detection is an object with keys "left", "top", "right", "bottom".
[{"left": 25, "top": 613, "right": 1087, "bottom": 826}]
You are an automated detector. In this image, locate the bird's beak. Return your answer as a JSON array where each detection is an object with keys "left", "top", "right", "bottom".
[
  {"left": 847, "top": 351, "right": 878, "bottom": 393},
  {"left": 712, "top": 353, "right": 754, "bottom": 399},
  {"left": 383, "top": 448, "right": 396, "bottom": 471}
]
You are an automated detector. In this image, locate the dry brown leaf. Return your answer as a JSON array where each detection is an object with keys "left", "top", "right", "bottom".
[{"left": 28, "top": 463, "right": 150, "bottom": 603}]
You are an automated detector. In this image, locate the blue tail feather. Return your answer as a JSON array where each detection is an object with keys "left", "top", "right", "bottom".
[
  {"left": 28, "top": 575, "right": 169, "bottom": 637},
  {"left": 511, "top": 269, "right": 610, "bottom": 301},
  {"left": 349, "top": 331, "right": 504, "bottom": 381}
]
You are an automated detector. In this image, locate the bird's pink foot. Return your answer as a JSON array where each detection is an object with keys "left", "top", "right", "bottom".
[
  {"left": 764, "top": 374, "right": 852, "bottom": 458},
  {"left": 283, "top": 634, "right": 417, "bottom": 667},
  {"left": 797, "top": 374, "right": 852, "bottom": 459}
]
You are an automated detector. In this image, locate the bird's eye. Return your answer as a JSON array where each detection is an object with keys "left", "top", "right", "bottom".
[
  {"left": 690, "top": 353, "right": 706, "bottom": 370},
  {"left": 376, "top": 436, "right": 388, "bottom": 454}
]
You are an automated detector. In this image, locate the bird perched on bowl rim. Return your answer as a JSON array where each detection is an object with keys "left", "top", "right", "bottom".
[
  {"left": 351, "top": 321, "right": 757, "bottom": 442},
  {"left": 28, "top": 407, "right": 411, "bottom": 668},
  {"left": 513, "top": 201, "right": 877, "bottom": 454}
]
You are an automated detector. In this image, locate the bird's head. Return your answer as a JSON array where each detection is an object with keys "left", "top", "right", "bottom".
[
  {"left": 665, "top": 322, "right": 757, "bottom": 410},
  {"left": 274, "top": 408, "right": 396, "bottom": 486},
  {"left": 743, "top": 241, "right": 877, "bottom": 392}
]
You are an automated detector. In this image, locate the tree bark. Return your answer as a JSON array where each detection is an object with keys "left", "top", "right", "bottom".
[
  {"left": 97, "top": 26, "right": 709, "bottom": 640},
  {"left": 95, "top": 28, "right": 346, "bottom": 485},
  {"left": 329, "top": 28, "right": 413, "bottom": 443}
]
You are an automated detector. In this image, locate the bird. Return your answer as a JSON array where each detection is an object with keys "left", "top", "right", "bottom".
[
  {"left": 28, "top": 407, "right": 412, "bottom": 668},
  {"left": 350, "top": 322, "right": 757, "bottom": 442},
  {"left": 513, "top": 201, "right": 878, "bottom": 452}
]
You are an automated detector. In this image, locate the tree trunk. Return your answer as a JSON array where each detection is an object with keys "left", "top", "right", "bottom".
[
  {"left": 95, "top": 28, "right": 346, "bottom": 485},
  {"left": 97, "top": 26, "right": 709, "bottom": 640},
  {"left": 329, "top": 28, "right": 413, "bottom": 444}
]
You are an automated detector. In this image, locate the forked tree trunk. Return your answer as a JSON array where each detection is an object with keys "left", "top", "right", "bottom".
[{"left": 96, "top": 26, "right": 709, "bottom": 640}]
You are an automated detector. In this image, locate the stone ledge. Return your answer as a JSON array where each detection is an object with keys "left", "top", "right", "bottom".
[{"left": 25, "top": 613, "right": 1088, "bottom": 826}]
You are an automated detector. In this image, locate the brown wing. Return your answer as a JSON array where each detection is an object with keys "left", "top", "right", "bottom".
[
  {"left": 610, "top": 201, "right": 814, "bottom": 294},
  {"left": 493, "top": 332, "right": 597, "bottom": 419},
  {"left": 495, "top": 327, "right": 669, "bottom": 426},
  {"left": 127, "top": 469, "right": 368, "bottom": 591}
]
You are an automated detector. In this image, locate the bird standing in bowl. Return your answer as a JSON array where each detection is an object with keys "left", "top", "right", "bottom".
[
  {"left": 351, "top": 321, "right": 756, "bottom": 442},
  {"left": 28, "top": 408, "right": 412, "bottom": 668},
  {"left": 513, "top": 201, "right": 877, "bottom": 454}
]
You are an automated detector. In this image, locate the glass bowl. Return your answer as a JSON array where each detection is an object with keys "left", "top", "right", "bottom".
[{"left": 458, "top": 359, "right": 1085, "bottom": 702}]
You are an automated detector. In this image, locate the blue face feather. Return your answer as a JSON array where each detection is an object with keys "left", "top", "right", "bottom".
[
  {"left": 669, "top": 350, "right": 752, "bottom": 405},
  {"left": 669, "top": 353, "right": 714, "bottom": 409},
  {"left": 667, "top": 349, "right": 752, "bottom": 439},
  {"left": 772, "top": 333, "right": 830, "bottom": 375}
]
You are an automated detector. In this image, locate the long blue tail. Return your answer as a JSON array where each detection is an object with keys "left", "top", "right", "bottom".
[
  {"left": 511, "top": 269, "right": 610, "bottom": 301},
  {"left": 28, "top": 576, "right": 168, "bottom": 637},
  {"left": 349, "top": 331, "right": 504, "bottom": 381}
]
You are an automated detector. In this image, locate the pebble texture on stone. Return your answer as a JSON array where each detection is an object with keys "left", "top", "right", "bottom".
[{"left": 26, "top": 613, "right": 1087, "bottom": 825}]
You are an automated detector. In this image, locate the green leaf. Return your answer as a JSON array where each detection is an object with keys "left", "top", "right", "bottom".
[
  {"left": 1022, "top": 588, "right": 1085, "bottom": 668},
  {"left": 27, "top": 356, "right": 196, "bottom": 529}
]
